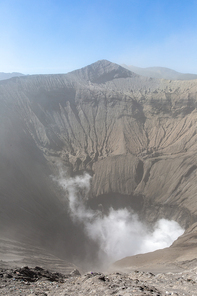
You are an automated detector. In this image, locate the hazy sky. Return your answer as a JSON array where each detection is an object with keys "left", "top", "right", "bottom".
[{"left": 1, "top": 0, "right": 197, "bottom": 74}]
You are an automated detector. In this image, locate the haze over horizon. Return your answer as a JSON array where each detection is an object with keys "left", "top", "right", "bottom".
[{"left": 1, "top": 0, "right": 197, "bottom": 75}]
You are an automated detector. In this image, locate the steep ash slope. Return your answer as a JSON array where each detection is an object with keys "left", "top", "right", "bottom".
[{"left": 1, "top": 60, "right": 197, "bottom": 269}]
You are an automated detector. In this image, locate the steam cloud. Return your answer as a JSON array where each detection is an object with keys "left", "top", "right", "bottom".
[{"left": 55, "top": 170, "right": 184, "bottom": 261}]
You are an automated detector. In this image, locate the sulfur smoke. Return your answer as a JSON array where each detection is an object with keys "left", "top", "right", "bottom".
[{"left": 54, "top": 170, "right": 184, "bottom": 262}]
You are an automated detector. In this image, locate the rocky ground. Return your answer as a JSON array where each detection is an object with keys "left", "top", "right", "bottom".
[{"left": 1, "top": 265, "right": 197, "bottom": 295}]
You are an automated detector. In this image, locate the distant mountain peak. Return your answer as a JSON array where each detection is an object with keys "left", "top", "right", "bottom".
[
  {"left": 72, "top": 60, "right": 137, "bottom": 83},
  {"left": 122, "top": 64, "right": 197, "bottom": 80},
  {"left": 0, "top": 72, "right": 24, "bottom": 81}
]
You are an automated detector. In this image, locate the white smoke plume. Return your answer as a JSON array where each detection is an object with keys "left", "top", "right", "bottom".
[{"left": 54, "top": 170, "right": 184, "bottom": 261}]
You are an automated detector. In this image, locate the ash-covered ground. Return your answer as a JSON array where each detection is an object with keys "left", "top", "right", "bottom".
[
  {"left": 1, "top": 227, "right": 197, "bottom": 295},
  {"left": 1, "top": 264, "right": 197, "bottom": 295}
]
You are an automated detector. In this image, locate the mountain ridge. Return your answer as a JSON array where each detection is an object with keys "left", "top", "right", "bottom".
[
  {"left": 0, "top": 72, "right": 24, "bottom": 81},
  {"left": 122, "top": 64, "right": 197, "bottom": 80}
]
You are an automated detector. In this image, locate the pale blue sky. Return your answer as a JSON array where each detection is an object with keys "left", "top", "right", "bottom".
[{"left": 0, "top": 0, "right": 197, "bottom": 74}]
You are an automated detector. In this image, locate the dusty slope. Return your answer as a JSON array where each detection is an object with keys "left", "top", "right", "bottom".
[{"left": 1, "top": 60, "right": 197, "bottom": 270}]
